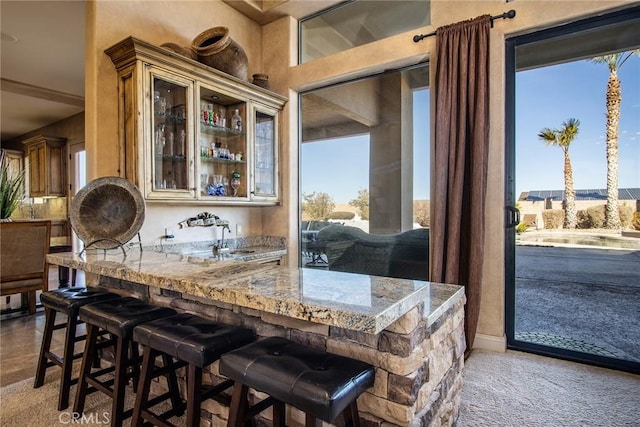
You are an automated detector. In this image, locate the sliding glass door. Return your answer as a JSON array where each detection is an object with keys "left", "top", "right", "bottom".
[{"left": 505, "top": 6, "right": 640, "bottom": 374}]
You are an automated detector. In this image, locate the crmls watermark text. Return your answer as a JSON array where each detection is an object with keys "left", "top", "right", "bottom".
[{"left": 59, "top": 412, "right": 110, "bottom": 424}]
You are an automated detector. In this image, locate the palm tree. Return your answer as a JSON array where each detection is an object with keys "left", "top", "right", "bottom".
[
  {"left": 590, "top": 50, "right": 639, "bottom": 229},
  {"left": 538, "top": 118, "right": 581, "bottom": 229}
]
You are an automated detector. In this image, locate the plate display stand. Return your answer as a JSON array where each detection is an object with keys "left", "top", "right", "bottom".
[
  {"left": 70, "top": 176, "right": 146, "bottom": 253},
  {"left": 80, "top": 232, "right": 142, "bottom": 257}
]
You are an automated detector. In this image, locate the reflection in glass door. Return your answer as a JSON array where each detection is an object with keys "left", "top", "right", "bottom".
[
  {"left": 505, "top": 6, "right": 640, "bottom": 374},
  {"left": 298, "top": 64, "right": 430, "bottom": 273}
]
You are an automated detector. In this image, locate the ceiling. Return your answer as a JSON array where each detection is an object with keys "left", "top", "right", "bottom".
[
  {"left": 1, "top": 1, "right": 86, "bottom": 144},
  {"left": 0, "top": 0, "right": 369, "bottom": 145}
]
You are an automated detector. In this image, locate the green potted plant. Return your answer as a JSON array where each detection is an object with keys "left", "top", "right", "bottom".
[{"left": 0, "top": 150, "right": 26, "bottom": 221}]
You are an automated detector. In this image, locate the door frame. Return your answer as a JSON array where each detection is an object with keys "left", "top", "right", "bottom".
[
  {"left": 504, "top": 5, "right": 640, "bottom": 374},
  {"left": 67, "top": 141, "right": 85, "bottom": 253}
]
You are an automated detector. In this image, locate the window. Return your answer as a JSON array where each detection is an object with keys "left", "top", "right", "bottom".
[
  {"left": 300, "top": 64, "right": 430, "bottom": 280},
  {"left": 299, "top": 0, "right": 430, "bottom": 63}
]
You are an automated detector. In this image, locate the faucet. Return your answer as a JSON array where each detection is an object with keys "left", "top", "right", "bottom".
[{"left": 214, "top": 222, "right": 232, "bottom": 252}]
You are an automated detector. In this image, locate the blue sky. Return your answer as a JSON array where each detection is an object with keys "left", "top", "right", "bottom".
[
  {"left": 516, "top": 55, "right": 640, "bottom": 197},
  {"left": 301, "top": 89, "right": 430, "bottom": 204},
  {"left": 302, "top": 55, "right": 639, "bottom": 204}
]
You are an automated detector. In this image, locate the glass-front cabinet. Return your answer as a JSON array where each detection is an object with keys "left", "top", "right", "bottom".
[
  {"left": 105, "top": 36, "right": 287, "bottom": 205},
  {"left": 149, "top": 71, "right": 193, "bottom": 198},
  {"left": 198, "top": 86, "right": 247, "bottom": 200},
  {"left": 253, "top": 108, "right": 278, "bottom": 199}
]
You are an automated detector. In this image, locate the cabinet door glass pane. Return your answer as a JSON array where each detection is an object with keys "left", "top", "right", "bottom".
[
  {"left": 152, "top": 77, "right": 188, "bottom": 191},
  {"left": 255, "top": 111, "right": 275, "bottom": 196},
  {"left": 199, "top": 87, "right": 247, "bottom": 198}
]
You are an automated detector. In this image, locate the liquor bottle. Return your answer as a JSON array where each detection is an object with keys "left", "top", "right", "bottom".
[{"left": 232, "top": 109, "right": 242, "bottom": 132}]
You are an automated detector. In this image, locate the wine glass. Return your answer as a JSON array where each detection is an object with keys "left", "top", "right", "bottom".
[
  {"left": 200, "top": 173, "right": 209, "bottom": 195},
  {"left": 222, "top": 177, "right": 229, "bottom": 196}
]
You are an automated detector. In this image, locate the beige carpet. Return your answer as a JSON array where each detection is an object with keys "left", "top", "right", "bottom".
[
  {"left": 457, "top": 350, "right": 640, "bottom": 427},
  {"left": 1, "top": 351, "right": 638, "bottom": 426},
  {"left": 0, "top": 369, "right": 122, "bottom": 426},
  {"left": 0, "top": 369, "right": 187, "bottom": 427}
]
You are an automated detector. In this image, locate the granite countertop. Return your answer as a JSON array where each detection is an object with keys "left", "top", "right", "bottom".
[{"left": 46, "top": 250, "right": 463, "bottom": 334}]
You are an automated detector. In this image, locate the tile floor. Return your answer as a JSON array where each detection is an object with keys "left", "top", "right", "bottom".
[{"left": 0, "top": 270, "right": 86, "bottom": 387}]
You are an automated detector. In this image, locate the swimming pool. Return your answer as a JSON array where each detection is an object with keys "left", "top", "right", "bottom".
[{"left": 517, "top": 233, "right": 640, "bottom": 250}]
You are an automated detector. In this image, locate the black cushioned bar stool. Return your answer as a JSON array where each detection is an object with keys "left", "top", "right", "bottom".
[
  {"left": 131, "top": 312, "right": 256, "bottom": 427},
  {"left": 73, "top": 296, "right": 177, "bottom": 427},
  {"left": 220, "top": 336, "right": 375, "bottom": 427},
  {"left": 34, "top": 286, "right": 121, "bottom": 410}
]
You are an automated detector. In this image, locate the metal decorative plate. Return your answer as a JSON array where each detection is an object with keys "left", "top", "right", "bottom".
[{"left": 70, "top": 177, "right": 145, "bottom": 249}]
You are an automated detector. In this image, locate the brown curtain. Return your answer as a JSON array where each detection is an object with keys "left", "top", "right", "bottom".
[{"left": 432, "top": 15, "right": 491, "bottom": 358}]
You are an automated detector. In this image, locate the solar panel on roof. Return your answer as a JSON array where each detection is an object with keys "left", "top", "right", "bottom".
[
  {"left": 621, "top": 188, "right": 640, "bottom": 200},
  {"left": 524, "top": 188, "right": 639, "bottom": 201}
]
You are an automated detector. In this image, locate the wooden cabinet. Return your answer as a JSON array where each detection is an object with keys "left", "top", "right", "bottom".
[
  {"left": 50, "top": 220, "right": 69, "bottom": 238},
  {"left": 22, "top": 135, "right": 67, "bottom": 197},
  {"left": 105, "top": 36, "right": 287, "bottom": 205},
  {"left": 3, "top": 149, "right": 23, "bottom": 179}
]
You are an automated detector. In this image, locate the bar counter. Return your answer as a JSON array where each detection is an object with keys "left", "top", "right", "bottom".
[{"left": 47, "top": 249, "right": 466, "bottom": 426}]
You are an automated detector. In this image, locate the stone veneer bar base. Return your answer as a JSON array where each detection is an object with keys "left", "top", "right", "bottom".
[{"left": 94, "top": 275, "right": 466, "bottom": 427}]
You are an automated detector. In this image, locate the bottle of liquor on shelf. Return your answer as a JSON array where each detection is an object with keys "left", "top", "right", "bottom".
[{"left": 232, "top": 109, "right": 242, "bottom": 132}]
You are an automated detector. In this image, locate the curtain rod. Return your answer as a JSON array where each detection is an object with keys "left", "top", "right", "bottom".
[{"left": 413, "top": 9, "right": 516, "bottom": 43}]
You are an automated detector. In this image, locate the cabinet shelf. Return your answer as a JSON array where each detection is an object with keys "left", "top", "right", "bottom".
[
  {"left": 154, "top": 113, "right": 187, "bottom": 125},
  {"left": 199, "top": 122, "right": 245, "bottom": 137},
  {"left": 155, "top": 154, "right": 187, "bottom": 161},
  {"left": 200, "top": 156, "right": 246, "bottom": 165}
]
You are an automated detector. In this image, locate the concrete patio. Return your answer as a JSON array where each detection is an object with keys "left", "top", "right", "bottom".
[{"left": 515, "top": 244, "right": 640, "bottom": 363}]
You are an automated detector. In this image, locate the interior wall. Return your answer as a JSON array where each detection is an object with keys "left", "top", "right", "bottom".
[
  {"left": 83, "top": 0, "right": 635, "bottom": 342},
  {"left": 279, "top": 0, "right": 634, "bottom": 348},
  {"left": 260, "top": 16, "right": 298, "bottom": 265},
  {"left": 86, "top": 0, "right": 265, "bottom": 247},
  {"left": 4, "top": 112, "right": 85, "bottom": 153}
]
